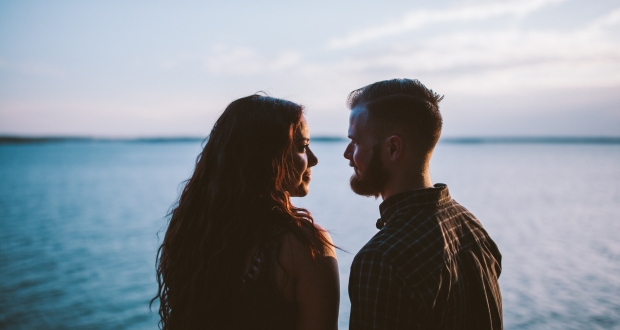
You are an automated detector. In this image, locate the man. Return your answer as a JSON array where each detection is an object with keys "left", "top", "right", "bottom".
[{"left": 344, "top": 79, "right": 502, "bottom": 329}]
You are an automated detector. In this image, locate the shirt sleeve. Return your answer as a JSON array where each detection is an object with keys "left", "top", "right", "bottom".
[{"left": 348, "top": 250, "right": 409, "bottom": 330}]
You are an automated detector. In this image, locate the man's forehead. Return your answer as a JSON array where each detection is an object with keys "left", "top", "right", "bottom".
[
  {"left": 350, "top": 105, "right": 368, "bottom": 118},
  {"left": 350, "top": 106, "right": 370, "bottom": 125},
  {"left": 349, "top": 106, "right": 370, "bottom": 131}
]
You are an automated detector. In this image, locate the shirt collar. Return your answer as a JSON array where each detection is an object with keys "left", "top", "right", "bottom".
[{"left": 378, "top": 183, "right": 452, "bottom": 226}]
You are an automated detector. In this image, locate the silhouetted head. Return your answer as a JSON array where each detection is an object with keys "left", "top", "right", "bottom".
[
  {"left": 344, "top": 78, "right": 443, "bottom": 197},
  {"left": 154, "top": 94, "right": 324, "bottom": 329},
  {"left": 199, "top": 94, "right": 318, "bottom": 199}
]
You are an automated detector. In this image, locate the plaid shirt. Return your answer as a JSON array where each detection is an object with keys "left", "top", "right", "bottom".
[{"left": 349, "top": 184, "right": 502, "bottom": 330}]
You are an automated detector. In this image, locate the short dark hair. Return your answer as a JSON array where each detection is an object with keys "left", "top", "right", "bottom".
[{"left": 347, "top": 78, "right": 444, "bottom": 155}]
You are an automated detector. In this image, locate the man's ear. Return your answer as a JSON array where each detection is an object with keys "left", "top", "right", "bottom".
[{"left": 386, "top": 135, "right": 404, "bottom": 161}]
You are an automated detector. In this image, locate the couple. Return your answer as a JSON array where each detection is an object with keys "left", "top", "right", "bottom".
[{"left": 153, "top": 79, "right": 503, "bottom": 330}]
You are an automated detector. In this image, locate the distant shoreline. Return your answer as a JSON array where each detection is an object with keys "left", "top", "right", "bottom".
[
  {"left": 1, "top": 136, "right": 620, "bottom": 145},
  {"left": 439, "top": 137, "right": 620, "bottom": 144}
]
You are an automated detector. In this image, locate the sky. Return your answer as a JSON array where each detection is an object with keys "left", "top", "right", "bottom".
[{"left": 1, "top": 0, "right": 619, "bottom": 138}]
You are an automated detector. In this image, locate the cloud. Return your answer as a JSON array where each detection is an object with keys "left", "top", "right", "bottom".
[
  {"left": 587, "top": 7, "right": 620, "bottom": 31},
  {"left": 204, "top": 46, "right": 301, "bottom": 75},
  {"left": 327, "top": 0, "right": 568, "bottom": 49},
  {"left": 198, "top": 5, "right": 620, "bottom": 102},
  {"left": 307, "top": 3, "right": 620, "bottom": 96},
  {"left": 331, "top": 28, "right": 620, "bottom": 74}
]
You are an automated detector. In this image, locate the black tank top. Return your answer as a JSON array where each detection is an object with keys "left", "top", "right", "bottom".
[{"left": 238, "top": 230, "right": 297, "bottom": 330}]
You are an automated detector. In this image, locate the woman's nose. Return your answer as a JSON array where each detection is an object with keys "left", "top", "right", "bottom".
[{"left": 308, "top": 148, "right": 318, "bottom": 167}]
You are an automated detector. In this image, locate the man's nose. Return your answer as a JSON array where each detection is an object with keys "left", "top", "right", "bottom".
[{"left": 343, "top": 143, "right": 353, "bottom": 160}]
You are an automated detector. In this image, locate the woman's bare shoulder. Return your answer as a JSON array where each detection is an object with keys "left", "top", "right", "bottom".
[
  {"left": 278, "top": 222, "right": 340, "bottom": 330},
  {"left": 279, "top": 223, "right": 336, "bottom": 263},
  {"left": 275, "top": 222, "right": 338, "bottom": 302}
]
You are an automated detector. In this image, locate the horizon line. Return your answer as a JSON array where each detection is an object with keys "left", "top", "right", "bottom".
[{"left": 1, "top": 135, "right": 620, "bottom": 145}]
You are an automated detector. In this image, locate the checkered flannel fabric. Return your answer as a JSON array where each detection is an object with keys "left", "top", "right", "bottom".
[{"left": 349, "top": 184, "right": 503, "bottom": 330}]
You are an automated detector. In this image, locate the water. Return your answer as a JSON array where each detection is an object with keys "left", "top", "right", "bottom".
[{"left": 1, "top": 141, "right": 619, "bottom": 329}]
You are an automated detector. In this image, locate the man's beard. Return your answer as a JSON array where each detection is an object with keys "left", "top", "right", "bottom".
[{"left": 350, "top": 144, "right": 389, "bottom": 198}]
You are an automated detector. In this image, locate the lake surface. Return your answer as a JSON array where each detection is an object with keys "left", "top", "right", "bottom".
[{"left": 1, "top": 140, "right": 619, "bottom": 329}]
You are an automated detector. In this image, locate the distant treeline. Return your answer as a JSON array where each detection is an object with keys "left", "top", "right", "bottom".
[
  {"left": 0, "top": 136, "right": 347, "bottom": 144},
  {"left": 0, "top": 136, "right": 205, "bottom": 144},
  {"left": 1, "top": 136, "right": 620, "bottom": 145},
  {"left": 440, "top": 137, "right": 620, "bottom": 144}
]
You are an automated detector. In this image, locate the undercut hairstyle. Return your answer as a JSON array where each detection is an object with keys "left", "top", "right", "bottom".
[{"left": 347, "top": 78, "right": 444, "bottom": 156}]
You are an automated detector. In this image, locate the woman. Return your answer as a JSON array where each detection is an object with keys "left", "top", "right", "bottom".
[{"left": 153, "top": 95, "right": 340, "bottom": 330}]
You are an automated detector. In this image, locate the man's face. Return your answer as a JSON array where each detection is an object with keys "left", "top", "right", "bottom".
[{"left": 343, "top": 107, "right": 389, "bottom": 197}]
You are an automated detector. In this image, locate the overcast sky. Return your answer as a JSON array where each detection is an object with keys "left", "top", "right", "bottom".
[{"left": 1, "top": 0, "right": 619, "bottom": 137}]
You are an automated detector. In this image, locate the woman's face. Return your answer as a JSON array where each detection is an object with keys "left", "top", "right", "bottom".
[{"left": 288, "top": 116, "right": 318, "bottom": 197}]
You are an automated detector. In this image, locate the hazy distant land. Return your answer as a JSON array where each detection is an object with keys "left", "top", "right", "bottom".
[{"left": 1, "top": 136, "right": 620, "bottom": 145}]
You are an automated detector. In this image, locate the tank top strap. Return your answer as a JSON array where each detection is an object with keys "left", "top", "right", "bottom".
[
  {"left": 240, "top": 229, "right": 286, "bottom": 287},
  {"left": 241, "top": 248, "right": 263, "bottom": 288}
]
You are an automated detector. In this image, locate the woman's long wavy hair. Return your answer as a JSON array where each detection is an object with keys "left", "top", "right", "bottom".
[{"left": 152, "top": 95, "right": 329, "bottom": 329}]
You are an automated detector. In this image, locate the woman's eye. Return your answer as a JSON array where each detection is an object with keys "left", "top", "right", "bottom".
[{"left": 299, "top": 144, "right": 309, "bottom": 152}]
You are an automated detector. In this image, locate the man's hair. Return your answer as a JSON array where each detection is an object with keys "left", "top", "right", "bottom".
[{"left": 347, "top": 78, "right": 444, "bottom": 156}]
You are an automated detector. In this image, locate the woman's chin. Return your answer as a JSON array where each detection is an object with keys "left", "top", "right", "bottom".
[{"left": 289, "top": 184, "right": 309, "bottom": 197}]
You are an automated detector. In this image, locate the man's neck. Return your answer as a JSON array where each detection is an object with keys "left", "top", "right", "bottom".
[{"left": 381, "top": 170, "right": 433, "bottom": 200}]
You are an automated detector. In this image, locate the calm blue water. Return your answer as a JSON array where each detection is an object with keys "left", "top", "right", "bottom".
[{"left": 1, "top": 141, "right": 619, "bottom": 329}]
